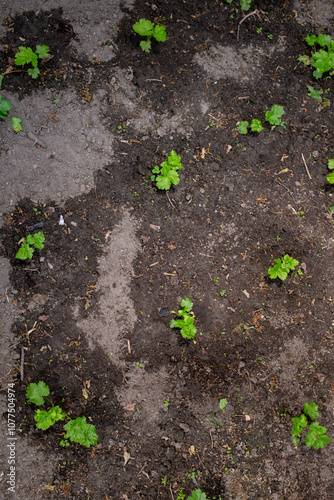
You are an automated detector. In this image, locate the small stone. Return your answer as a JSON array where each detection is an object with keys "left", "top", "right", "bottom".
[
  {"left": 71, "top": 221, "right": 78, "bottom": 227},
  {"left": 48, "top": 262, "right": 54, "bottom": 269}
]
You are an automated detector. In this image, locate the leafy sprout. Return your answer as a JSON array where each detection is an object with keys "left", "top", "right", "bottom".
[
  {"left": 132, "top": 19, "right": 167, "bottom": 53},
  {"left": 268, "top": 254, "right": 299, "bottom": 281},
  {"left": 326, "top": 159, "right": 334, "bottom": 184},
  {"left": 170, "top": 298, "right": 197, "bottom": 339}
]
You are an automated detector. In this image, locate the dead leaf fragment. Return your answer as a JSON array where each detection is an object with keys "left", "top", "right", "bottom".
[
  {"left": 123, "top": 402, "right": 136, "bottom": 412},
  {"left": 149, "top": 224, "right": 160, "bottom": 231},
  {"left": 44, "top": 484, "right": 55, "bottom": 491},
  {"left": 123, "top": 448, "right": 131, "bottom": 466},
  {"left": 189, "top": 445, "right": 196, "bottom": 455},
  {"left": 245, "top": 415, "right": 251, "bottom": 421}
]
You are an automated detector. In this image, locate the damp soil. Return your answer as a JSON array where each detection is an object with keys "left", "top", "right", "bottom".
[{"left": 1, "top": 1, "right": 334, "bottom": 499}]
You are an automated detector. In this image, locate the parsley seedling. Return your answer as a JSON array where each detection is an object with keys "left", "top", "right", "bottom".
[
  {"left": 237, "top": 118, "right": 263, "bottom": 134},
  {"left": 15, "top": 45, "right": 50, "bottom": 79},
  {"left": 299, "top": 34, "right": 334, "bottom": 79},
  {"left": 132, "top": 19, "right": 167, "bottom": 53},
  {"left": 170, "top": 298, "right": 197, "bottom": 339},
  {"left": 265, "top": 105, "right": 286, "bottom": 129},
  {"left": 292, "top": 402, "right": 332, "bottom": 449},
  {"left": 151, "top": 150, "right": 183, "bottom": 190},
  {"left": 187, "top": 489, "right": 209, "bottom": 500},
  {"left": 268, "top": 254, "right": 299, "bottom": 281},
  {"left": 26, "top": 381, "right": 98, "bottom": 448},
  {"left": 16, "top": 231, "right": 45, "bottom": 260},
  {"left": 326, "top": 159, "right": 334, "bottom": 184},
  {"left": 307, "top": 85, "right": 323, "bottom": 102}
]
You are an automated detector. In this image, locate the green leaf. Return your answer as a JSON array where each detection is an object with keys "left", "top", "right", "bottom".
[
  {"left": 180, "top": 297, "right": 193, "bottom": 312},
  {"left": 27, "top": 231, "right": 45, "bottom": 250},
  {"left": 316, "top": 35, "right": 332, "bottom": 48},
  {"left": 291, "top": 414, "right": 308, "bottom": 439},
  {"left": 12, "top": 117, "right": 22, "bottom": 132},
  {"left": 305, "top": 35, "right": 318, "bottom": 47},
  {"left": 133, "top": 19, "right": 154, "bottom": 37},
  {"left": 152, "top": 165, "right": 160, "bottom": 174},
  {"left": 0, "top": 74, "right": 3, "bottom": 90},
  {"left": 307, "top": 85, "right": 323, "bottom": 102},
  {"left": 35, "top": 406, "right": 65, "bottom": 430},
  {"left": 35, "top": 45, "right": 49, "bottom": 59},
  {"left": 167, "top": 150, "right": 183, "bottom": 169},
  {"left": 282, "top": 254, "right": 299, "bottom": 271},
  {"left": 305, "top": 422, "right": 331, "bottom": 449},
  {"left": 139, "top": 40, "right": 152, "bottom": 53},
  {"left": 326, "top": 172, "right": 334, "bottom": 184},
  {"left": 0, "top": 98, "right": 12, "bottom": 119},
  {"left": 265, "top": 105, "right": 285, "bottom": 126},
  {"left": 240, "top": 0, "right": 252, "bottom": 12},
  {"left": 311, "top": 434, "right": 332, "bottom": 450},
  {"left": 153, "top": 25, "right": 167, "bottom": 42},
  {"left": 268, "top": 259, "right": 288, "bottom": 280},
  {"left": 250, "top": 119, "right": 263, "bottom": 133},
  {"left": 156, "top": 164, "right": 180, "bottom": 190},
  {"left": 64, "top": 416, "right": 98, "bottom": 448},
  {"left": 219, "top": 398, "right": 228, "bottom": 410},
  {"left": 15, "top": 47, "right": 38, "bottom": 67},
  {"left": 237, "top": 121, "right": 249, "bottom": 134},
  {"left": 28, "top": 67, "right": 40, "bottom": 79},
  {"left": 16, "top": 243, "right": 34, "bottom": 260},
  {"left": 298, "top": 55, "right": 310, "bottom": 66},
  {"left": 304, "top": 402, "right": 319, "bottom": 420},
  {"left": 328, "top": 159, "right": 334, "bottom": 170},
  {"left": 170, "top": 319, "right": 177, "bottom": 329},
  {"left": 187, "top": 489, "right": 209, "bottom": 500},
  {"left": 311, "top": 49, "right": 334, "bottom": 79},
  {"left": 26, "top": 381, "right": 50, "bottom": 405}
]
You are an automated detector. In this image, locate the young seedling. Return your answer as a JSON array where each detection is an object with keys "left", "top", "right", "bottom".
[
  {"left": 132, "top": 19, "right": 166, "bottom": 53},
  {"left": 326, "top": 159, "right": 334, "bottom": 184},
  {"left": 307, "top": 85, "right": 323, "bottom": 102},
  {"left": 12, "top": 117, "right": 23, "bottom": 132},
  {"left": 151, "top": 150, "right": 183, "bottom": 190},
  {"left": 0, "top": 75, "right": 15, "bottom": 126},
  {"left": 170, "top": 298, "right": 197, "bottom": 339},
  {"left": 237, "top": 118, "right": 263, "bottom": 135},
  {"left": 265, "top": 105, "right": 286, "bottom": 129},
  {"left": 15, "top": 231, "right": 45, "bottom": 260},
  {"left": 15, "top": 45, "right": 50, "bottom": 79},
  {"left": 299, "top": 34, "right": 334, "bottom": 79},
  {"left": 187, "top": 490, "right": 209, "bottom": 500},
  {"left": 268, "top": 254, "right": 299, "bottom": 281},
  {"left": 291, "top": 402, "right": 332, "bottom": 450},
  {"left": 26, "top": 381, "right": 98, "bottom": 448}
]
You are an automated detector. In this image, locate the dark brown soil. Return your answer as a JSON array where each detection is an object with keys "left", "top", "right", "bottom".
[{"left": 1, "top": 0, "right": 334, "bottom": 499}]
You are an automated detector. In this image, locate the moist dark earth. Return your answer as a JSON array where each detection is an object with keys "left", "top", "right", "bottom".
[{"left": 1, "top": 0, "right": 334, "bottom": 499}]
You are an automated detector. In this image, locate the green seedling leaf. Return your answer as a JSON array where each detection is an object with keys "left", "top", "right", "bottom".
[
  {"left": 305, "top": 422, "right": 331, "bottom": 449},
  {"left": 64, "top": 416, "right": 98, "bottom": 448},
  {"left": 180, "top": 297, "right": 193, "bottom": 312},
  {"left": 291, "top": 414, "right": 308, "bottom": 439},
  {"left": 153, "top": 25, "right": 167, "bottom": 42},
  {"left": 35, "top": 406, "right": 65, "bottom": 430},
  {"left": 268, "top": 254, "right": 298, "bottom": 281},
  {"left": 26, "top": 381, "right": 50, "bottom": 405},
  {"left": 237, "top": 121, "right": 249, "bottom": 134},
  {"left": 12, "top": 117, "right": 22, "bottom": 132},
  {"left": 133, "top": 19, "right": 154, "bottom": 37},
  {"left": 310, "top": 48, "right": 334, "bottom": 79},
  {"left": 328, "top": 159, "right": 334, "bottom": 170},
  {"left": 316, "top": 35, "right": 332, "bottom": 48},
  {"left": 139, "top": 40, "right": 152, "bottom": 53},
  {"left": 156, "top": 164, "right": 180, "bottom": 190},
  {"left": 0, "top": 74, "right": 3, "bottom": 90},
  {"left": 16, "top": 242, "right": 34, "bottom": 260},
  {"left": 27, "top": 231, "right": 45, "bottom": 250},
  {"left": 282, "top": 254, "right": 299, "bottom": 271},
  {"left": 240, "top": 0, "right": 252, "bottom": 11},
  {"left": 307, "top": 85, "right": 323, "bottom": 102},
  {"left": 35, "top": 44, "right": 49, "bottom": 59},
  {"left": 250, "top": 119, "right": 263, "bottom": 133},
  {"left": 265, "top": 105, "right": 285, "bottom": 127},
  {"left": 326, "top": 172, "right": 334, "bottom": 184},
  {"left": 15, "top": 47, "right": 38, "bottom": 67},
  {"left": 0, "top": 98, "right": 12, "bottom": 119},
  {"left": 305, "top": 35, "right": 318, "bottom": 47},
  {"left": 167, "top": 150, "right": 183, "bottom": 169},
  {"left": 304, "top": 402, "right": 319, "bottom": 420},
  {"left": 187, "top": 489, "right": 209, "bottom": 500},
  {"left": 152, "top": 165, "right": 160, "bottom": 174},
  {"left": 298, "top": 55, "right": 310, "bottom": 66},
  {"left": 28, "top": 67, "right": 40, "bottom": 79},
  {"left": 219, "top": 398, "right": 228, "bottom": 410}
]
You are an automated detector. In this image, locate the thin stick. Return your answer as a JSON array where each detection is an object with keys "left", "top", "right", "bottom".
[
  {"left": 20, "top": 347, "right": 24, "bottom": 381},
  {"left": 237, "top": 9, "right": 260, "bottom": 41},
  {"left": 166, "top": 191, "right": 175, "bottom": 209},
  {"left": 169, "top": 484, "right": 175, "bottom": 500},
  {"left": 301, "top": 153, "right": 312, "bottom": 179}
]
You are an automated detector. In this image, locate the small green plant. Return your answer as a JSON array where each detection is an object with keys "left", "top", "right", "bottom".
[
  {"left": 237, "top": 118, "right": 263, "bottom": 134},
  {"left": 16, "top": 231, "right": 45, "bottom": 260},
  {"left": 15, "top": 45, "right": 50, "bottom": 79},
  {"left": 291, "top": 402, "right": 332, "bottom": 449},
  {"left": 0, "top": 75, "right": 12, "bottom": 120},
  {"left": 307, "top": 85, "right": 323, "bottom": 102},
  {"left": 299, "top": 34, "right": 334, "bottom": 79},
  {"left": 265, "top": 105, "right": 286, "bottom": 129},
  {"left": 220, "top": 289, "right": 226, "bottom": 297},
  {"left": 132, "top": 19, "right": 166, "bottom": 53},
  {"left": 161, "top": 476, "right": 167, "bottom": 486},
  {"left": 326, "top": 159, "right": 334, "bottom": 184},
  {"left": 151, "top": 150, "right": 183, "bottom": 190},
  {"left": 268, "top": 254, "right": 299, "bottom": 281},
  {"left": 12, "top": 117, "right": 23, "bottom": 132},
  {"left": 170, "top": 298, "right": 196, "bottom": 339},
  {"left": 187, "top": 489, "right": 209, "bottom": 500},
  {"left": 26, "top": 381, "right": 98, "bottom": 448}
]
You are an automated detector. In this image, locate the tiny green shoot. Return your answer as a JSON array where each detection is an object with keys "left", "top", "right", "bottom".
[
  {"left": 15, "top": 45, "right": 50, "bottom": 79},
  {"left": 132, "top": 19, "right": 167, "bottom": 53},
  {"left": 16, "top": 231, "right": 45, "bottom": 260},
  {"left": 268, "top": 254, "right": 299, "bottom": 281},
  {"left": 170, "top": 298, "right": 197, "bottom": 339}
]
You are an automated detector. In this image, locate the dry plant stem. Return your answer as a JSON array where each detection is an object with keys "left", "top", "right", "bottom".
[
  {"left": 301, "top": 153, "right": 312, "bottom": 179},
  {"left": 237, "top": 9, "right": 261, "bottom": 41},
  {"left": 166, "top": 191, "right": 175, "bottom": 208},
  {"left": 20, "top": 347, "right": 24, "bottom": 381}
]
